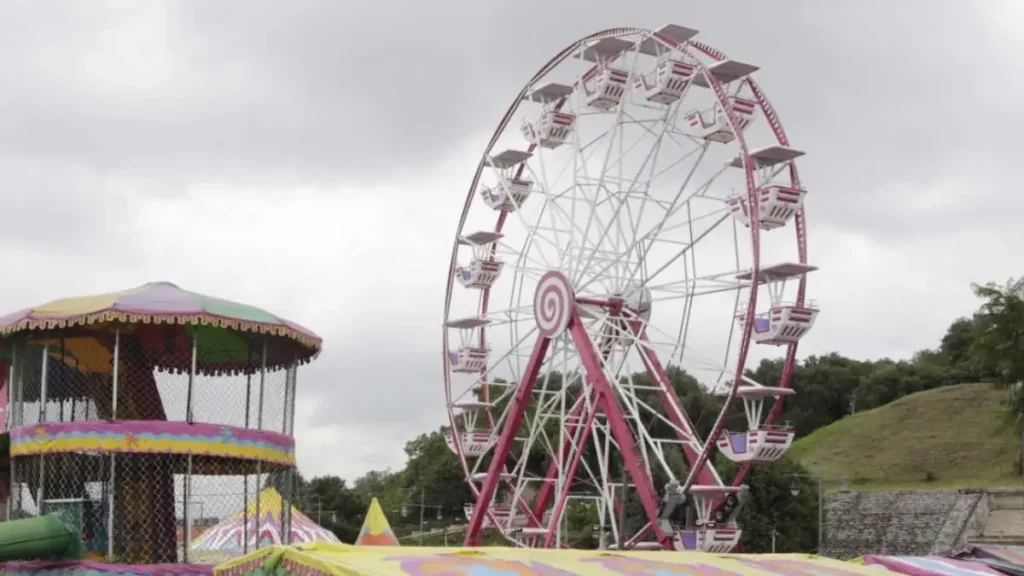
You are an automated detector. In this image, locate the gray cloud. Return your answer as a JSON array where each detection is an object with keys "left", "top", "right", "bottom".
[{"left": 0, "top": 1, "right": 1019, "bottom": 478}]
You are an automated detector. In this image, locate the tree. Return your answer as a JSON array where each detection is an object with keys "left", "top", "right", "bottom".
[
  {"left": 972, "top": 279, "right": 1024, "bottom": 409},
  {"left": 401, "top": 429, "right": 472, "bottom": 519},
  {"left": 971, "top": 278, "right": 1024, "bottom": 477},
  {"left": 352, "top": 469, "right": 395, "bottom": 499},
  {"left": 301, "top": 475, "right": 366, "bottom": 542}
]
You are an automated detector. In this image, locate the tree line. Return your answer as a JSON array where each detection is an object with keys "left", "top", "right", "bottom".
[{"left": 286, "top": 278, "right": 1024, "bottom": 551}]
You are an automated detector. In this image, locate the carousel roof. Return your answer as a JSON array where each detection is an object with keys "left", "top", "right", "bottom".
[{"left": 0, "top": 282, "right": 321, "bottom": 373}]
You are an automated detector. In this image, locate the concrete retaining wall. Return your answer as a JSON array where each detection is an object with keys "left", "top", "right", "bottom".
[{"left": 821, "top": 488, "right": 993, "bottom": 559}]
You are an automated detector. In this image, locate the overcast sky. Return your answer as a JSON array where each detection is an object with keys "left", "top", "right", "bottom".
[{"left": 0, "top": 1, "right": 1020, "bottom": 482}]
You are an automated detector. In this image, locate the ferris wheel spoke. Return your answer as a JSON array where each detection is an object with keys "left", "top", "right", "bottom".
[
  {"left": 644, "top": 267, "right": 748, "bottom": 295},
  {"left": 569, "top": 92, "right": 638, "bottom": 288},
  {"left": 573, "top": 165, "right": 729, "bottom": 298},
  {"left": 587, "top": 109, "right": 690, "bottom": 286},
  {"left": 615, "top": 110, "right": 688, "bottom": 275}
]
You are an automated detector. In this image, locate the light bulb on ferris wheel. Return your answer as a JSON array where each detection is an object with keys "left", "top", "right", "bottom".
[{"left": 442, "top": 23, "right": 818, "bottom": 552}]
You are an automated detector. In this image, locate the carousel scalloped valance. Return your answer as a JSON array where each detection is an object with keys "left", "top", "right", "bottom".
[{"left": 0, "top": 282, "right": 322, "bottom": 375}]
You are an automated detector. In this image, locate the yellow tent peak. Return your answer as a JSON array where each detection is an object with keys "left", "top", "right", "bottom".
[{"left": 354, "top": 497, "right": 399, "bottom": 546}]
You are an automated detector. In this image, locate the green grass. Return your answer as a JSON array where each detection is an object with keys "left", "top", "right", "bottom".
[{"left": 787, "top": 383, "right": 1024, "bottom": 490}]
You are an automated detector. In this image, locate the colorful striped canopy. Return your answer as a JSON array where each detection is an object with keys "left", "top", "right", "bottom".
[
  {"left": 864, "top": 555, "right": 1005, "bottom": 576},
  {"left": 192, "top": 487, "right": 339, "bottom": 555},
  {"left": 216, "top": 545, "right": 899, "bottom": 576},
  {"left": 0, "top": 282, "right": 320, "bottom": 374}
]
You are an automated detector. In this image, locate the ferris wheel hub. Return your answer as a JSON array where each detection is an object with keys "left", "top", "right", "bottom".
[{"left": 533, "top": 270, "right": 575, "bottom": 339}]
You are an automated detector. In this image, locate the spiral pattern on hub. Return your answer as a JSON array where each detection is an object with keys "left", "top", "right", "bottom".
[{"left": 533, "top": 271, "right": 574, "bottom": 339}]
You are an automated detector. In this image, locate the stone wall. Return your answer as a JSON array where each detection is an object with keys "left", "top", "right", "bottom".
[{"left": 821, "top": 489, "right": 989, "bottom": 559}]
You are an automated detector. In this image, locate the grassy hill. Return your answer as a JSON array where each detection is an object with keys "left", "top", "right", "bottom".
[{"left": 787, "top": 383, "right": 1024, "bottom": 489}]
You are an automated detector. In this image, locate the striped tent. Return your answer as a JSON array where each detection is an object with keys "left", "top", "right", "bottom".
[
  {"left": 863, "top": 555, "right": 1006, "bottom": 576},
  {"left": 191, "top": 487, "right": 339, "bottom": 557}
]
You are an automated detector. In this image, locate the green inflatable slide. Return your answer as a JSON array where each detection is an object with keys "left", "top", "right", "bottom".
[{"left": 0, "top": 513, "right": 85, "bottom": 563}]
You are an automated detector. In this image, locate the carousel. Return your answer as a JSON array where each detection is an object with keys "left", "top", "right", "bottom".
[{"left": 0, "top": 281, "right": 321, "bottom": 574}]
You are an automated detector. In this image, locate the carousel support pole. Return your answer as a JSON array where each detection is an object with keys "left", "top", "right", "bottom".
[
  {"left": 280, "top": 364, "right": 292, "bottom": 543},
  {"left": 106, "top": 329, "right": 121, "bottom": 561},
  {"left": 14, "top": 342, "right": 23, "bottom": 426},
  {"left": 184, "top": 456, "right": 193, "bottom": 563},
  {"left": 35, "top": 345, "right": 49, "bottom": 513},
  {"left": 254, "top": 338, "right": 267, "bottom": 550},
  {"left": 285, "top": 360, "right": 298, "bottom": 542},
  {"left": 243, "top": 345, "right": 253, "bottom": 554},
  {"left": 7, "top": 345, "right": 16, "bottom": 520},
  {"left": 183, "top": 331, "right": 198, "bottom": 561},
  {"left": 186, "top": 330, "right": 198, "bottom": 423}
]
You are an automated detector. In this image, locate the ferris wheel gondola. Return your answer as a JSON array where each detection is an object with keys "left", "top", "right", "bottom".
[{"left": 442, "top": 23, "right": 818, "bottom": 551}]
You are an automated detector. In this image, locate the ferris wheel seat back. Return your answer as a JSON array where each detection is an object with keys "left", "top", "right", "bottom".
[
  {"left": 455, "top": 259, "right": 504, "bottom": 289},
  {"left": 479, "top": 179, "right": 534, "bottom": 212},
  {"left": 728, "top": 185, "right": 807, "bottom": 231},
  {"left": 462, "top": 503, "right": 537, "bottom": 530},
  {"left": 673, "top": 528, "right": 742, "bottom": 553},
  {"left": 686, "top": 96, "right": 757, "bottom": 143},
  {"left": 748, "top": 305, "right": 818, "bottom": 345},
  {"left": 718, "top": 429, "right": 795, "bottom": 463},
  {"left": 584, "top": 67, "right": 630, "bottom": 110},
  {"left": 445, "top": 430, "right": 497, "bottom": 458},
  {"left": 521, "top": 110, "right": 576, "bottom": 149},
  {"left": 449, "top": 346, "right": 490, "bottom": 373},
  {"left": 634, "top": 58, "right": 697, "bottom": 105}
]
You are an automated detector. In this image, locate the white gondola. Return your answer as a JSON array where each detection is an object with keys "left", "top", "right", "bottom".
[
  {"left": 447, "top": 317, "right": 491, "bottom": 373},
  {"left": 455, "top": 231, "right": 505, "bottom": 290},
  {"left": 685, "top": 96, "right": 757, "bottom": 143},
  {"left": 633, "top": 56, "right": 696, "bottom": 105},
  {"left": 728, "top": 185, "right": 807, "bottom": 231},
  {"left": 464, "top": 503, "right": 552, "bottom": 530},
  {"left": 671, "top": 486, "right": 742, "bottom": 553},
  {"left": 521, "top": 110, "right": 576, "bottom": 149},
  {"left": 479, "top": 149, "right": 534, "bottom": 212},
  {"left": 480, "top": 179, "right": 533, "bottom": 212},
  {"left": 445, "top": 430, "right": 498, "bottom": 458},
  {"left": 521, "top": 83, "right": 577, "bottom": 149},
  {"left": 736, "top": 263, "right": 819, "bottom": 346},
  {"left": 584, "top": 67, "right": 630, "bottom": 110},
  {"left": 748, "top": 304, "right": 819, "bottom": 345},
  {"left": 446, "top": 398, "right": 497, "bottom": 457},
  {"left": 577, "top": 37, "right": 633, "bottom": 111},
  {"left": 716, "top": 385, "right": 796, "bottom": 463}
]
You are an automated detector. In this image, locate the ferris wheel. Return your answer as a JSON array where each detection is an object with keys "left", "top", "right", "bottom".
[{"left": 441, "top": 24, "right": 817, "bottom": 552}]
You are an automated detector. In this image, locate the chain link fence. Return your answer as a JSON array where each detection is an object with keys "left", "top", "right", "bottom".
[
  {"left": 5, "top": 327, "right": 301, "bottom": 565},
  {"left": 8, "top": 334, "right": 292, "bottom": 431}
]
